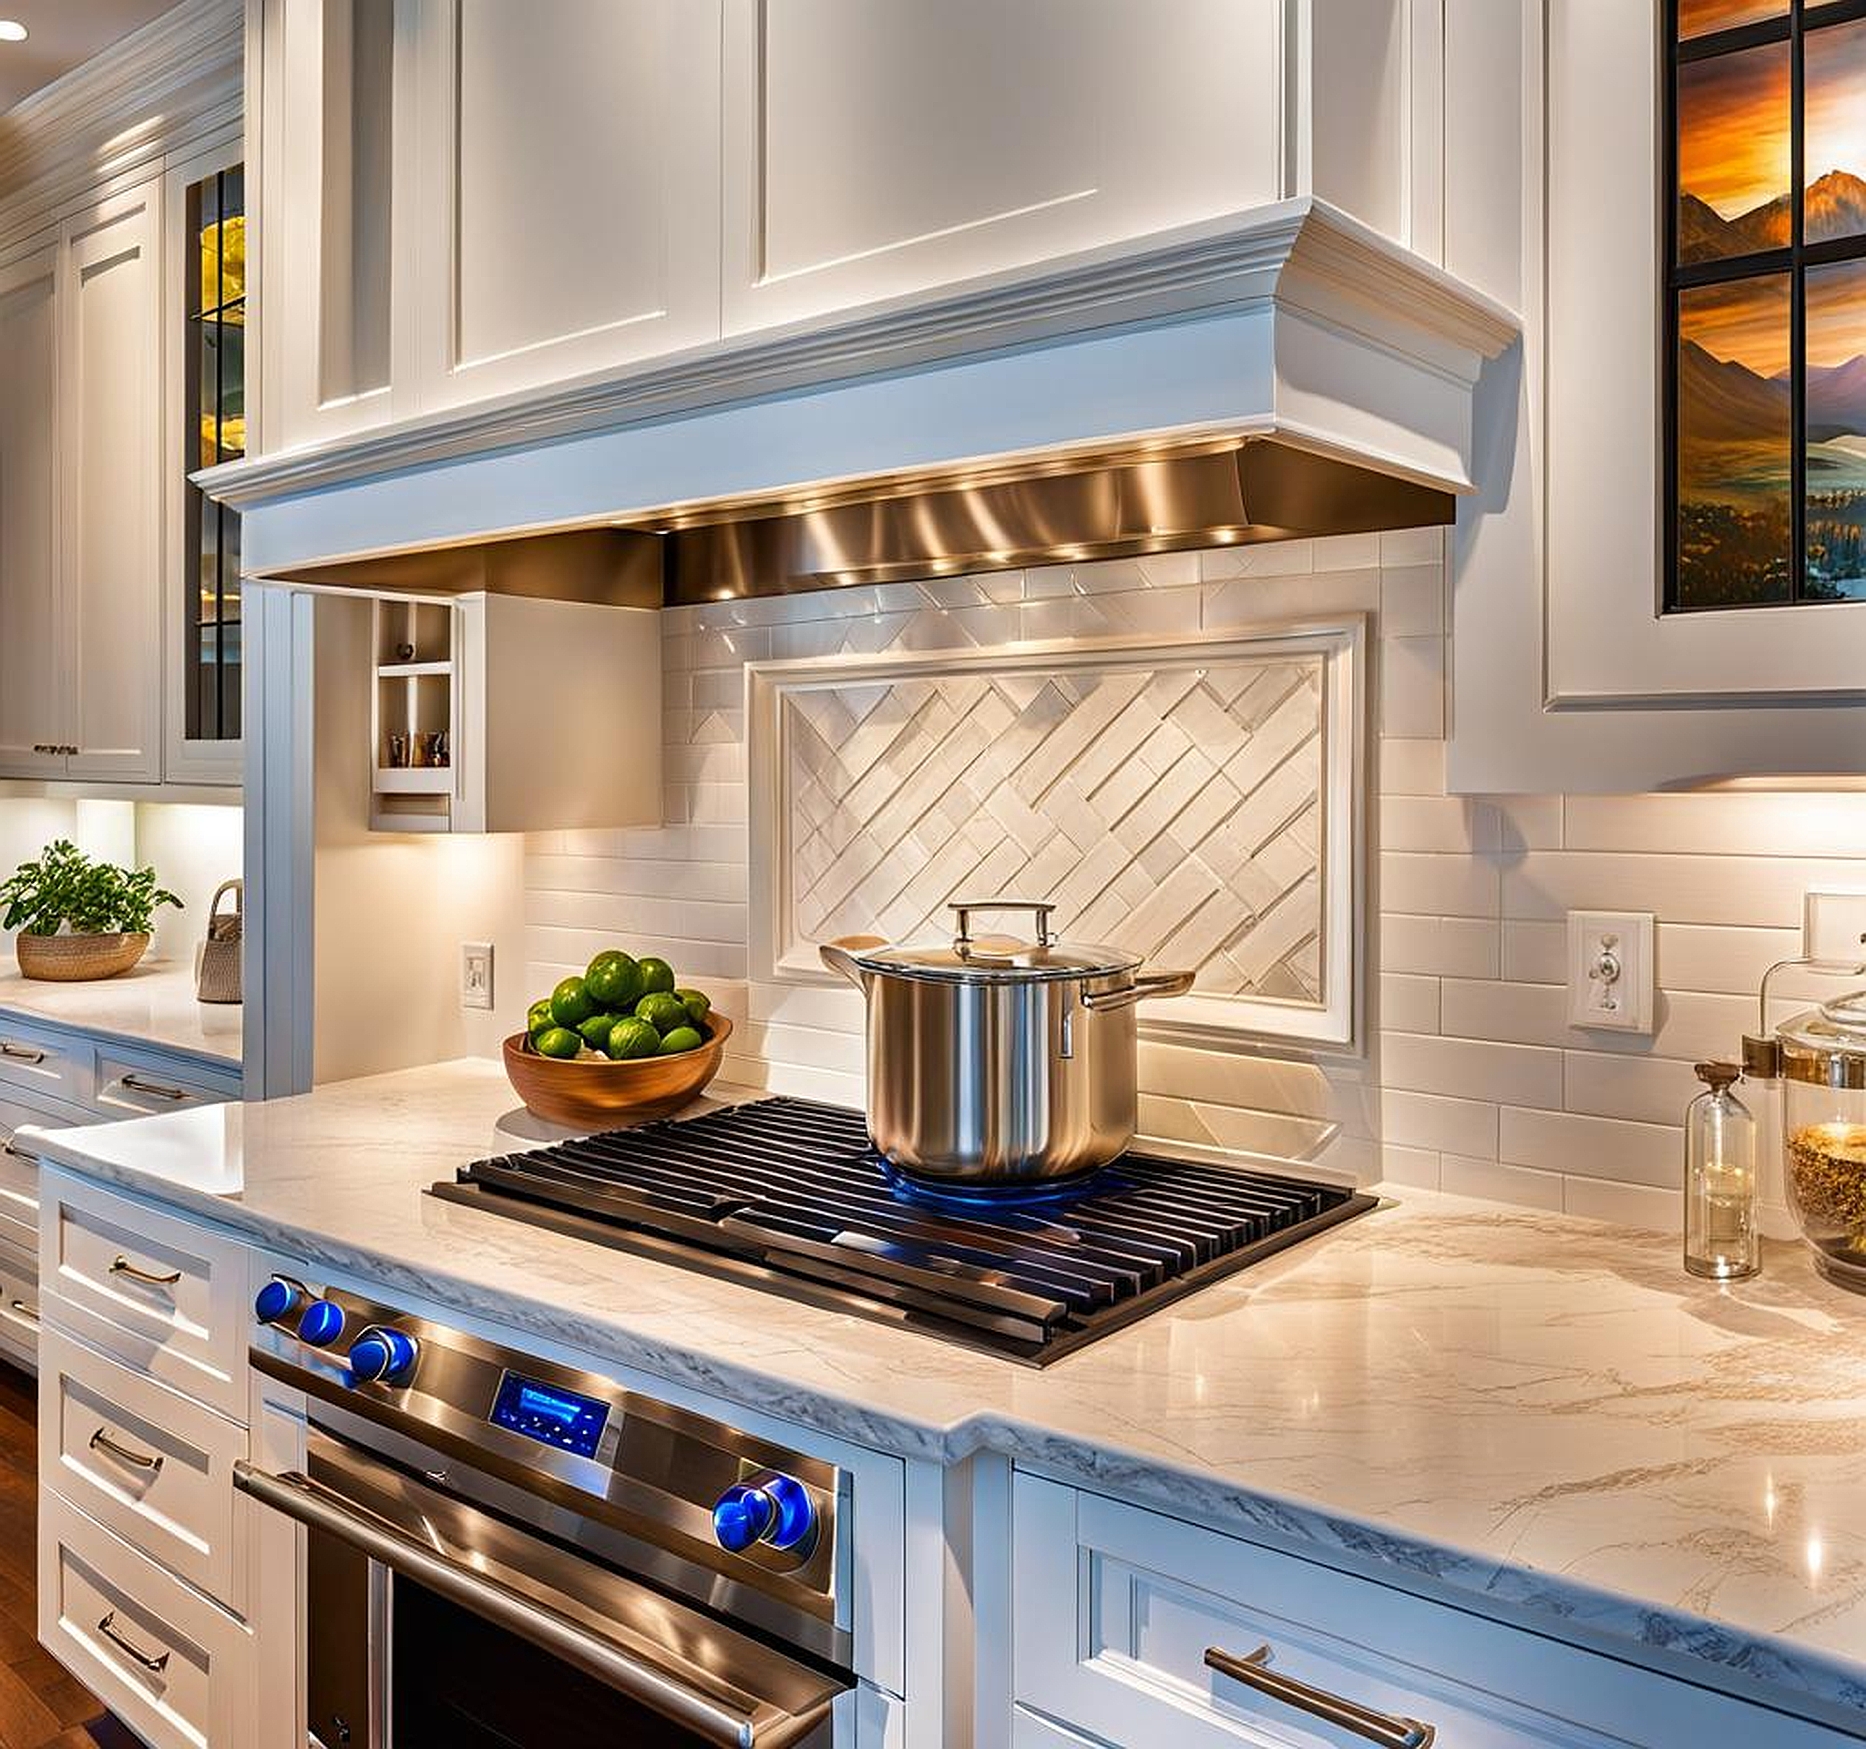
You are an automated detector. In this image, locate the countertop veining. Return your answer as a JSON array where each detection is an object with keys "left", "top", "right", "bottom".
[
  {"left": 25, "top": 1058, "right": 1866, "bottom": 1720},
  {"left": 0, "top": 960, "right": 242, "bottom": 1070}
]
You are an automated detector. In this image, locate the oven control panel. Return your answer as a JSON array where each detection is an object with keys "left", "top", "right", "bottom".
[
  {"left": 490, "top": 1371, "right": 610, "bottom": 1458},
  {"left": 248, "top": 1273, "right": 844, "bottom": 1611}
]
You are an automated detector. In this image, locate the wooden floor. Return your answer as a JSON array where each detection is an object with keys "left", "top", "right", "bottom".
[{"left": 0, "top": 1362, "right": 135, "bottom": 1749}]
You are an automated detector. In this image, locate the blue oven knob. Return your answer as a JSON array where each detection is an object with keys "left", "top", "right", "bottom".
[
  {"left": 253, "top": 1276, "right": 305, "bottom": 1326},
  {"left": 347, "top": 1326, "right": 419, "bottom": 1387},
  {"left": 712, "top": 1474, "right": 816, "bottom": 1555},
  {"left": 296, "top": 1298, "right": 347, "bottom": 1347}
]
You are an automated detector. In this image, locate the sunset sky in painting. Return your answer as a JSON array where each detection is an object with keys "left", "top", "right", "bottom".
[
  {"left": 1680, "top": 275, "right": 1790, "bottom": 375},
  {"left": 1806, "top": 19, "right": 1866, "bottom": 184},
  {"left": 1677, "top": 0, "right": 1784, "bottom": 38},
  {"left": 1807, "top": 260, "right": 1866, "bottom": 369},
  {"left": 1678, "top": 43, "right": 1790, "bottom": 218}
]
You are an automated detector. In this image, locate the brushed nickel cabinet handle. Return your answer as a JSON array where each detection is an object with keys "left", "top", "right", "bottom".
[
  {"left": 8, "top": 1299, "right": 36, "bottom": 1323},
  {"left": 1205, "top": 1644, "right": 1436, "bottom": 1749},
  {"left": 0, "top": 1041, "right": 46, "bottom": 1064},
  {"left": 110, "top": 1254, "right": 182, "bottom": 1287},
  {"left": 1, "top": 1138, "right": 39, "bottom": 1165},
  {"left": 119, "top": 1074, "right": 190, "bottom": 1102},
  {"left": 96, "top": 1610, "right": 170, "bottom": 1674},
  {"left": 90, "top": 1426, "right": 163, "bottom": 1473}
]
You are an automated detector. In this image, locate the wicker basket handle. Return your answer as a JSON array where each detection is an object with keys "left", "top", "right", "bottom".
[{"left": 207, "top": 879, "right": 243, "bottom": 942}]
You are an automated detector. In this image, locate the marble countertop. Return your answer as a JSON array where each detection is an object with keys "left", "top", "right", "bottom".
[
  {"left": 0, "top": 960, "right": 242, "bottom": 1071},
  {"left": 24, "top": 1059, "right": 1866, "bottom": 1721}
]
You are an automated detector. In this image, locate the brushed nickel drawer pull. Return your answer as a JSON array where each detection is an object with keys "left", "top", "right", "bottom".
[
  {"left": 9, "top": 1299, "right": 36, "bottom": 1323},
  {"left": 1205, "top": 1644, "right": 1436, "bottom": 1749},
  {"left": 119, "top": 1074, "right": 190, "bottom": 1102},
  {"left": 110, "top": 1255, "right": 182, "bottom": 1287},
  {"left": 96, "top": 1610, "right": 170, "bottom": 1674},
  {"left": 1, "top": 1137, "right": 39, "bottom": 1165},
  {"left": 90, "top": 1426, "right": 163, "bottom": 1473},
  {"left": 0, "top": 1041, "right": 46, "bottom": 1064}
]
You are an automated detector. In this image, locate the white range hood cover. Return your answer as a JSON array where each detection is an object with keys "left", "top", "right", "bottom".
[{"left": 205, "top": 197, "right": 1519, "bottom": 578}]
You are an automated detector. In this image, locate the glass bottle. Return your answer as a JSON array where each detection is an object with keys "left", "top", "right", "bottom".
[{"left": 1684, "top": 1060, "right": 1759, "bottom": 1281}]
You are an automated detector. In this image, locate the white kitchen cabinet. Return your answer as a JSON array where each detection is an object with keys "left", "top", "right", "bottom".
[
  {"left": 62, "top": 183, "right": 166, "bottom": 784},
  {"left": 252, "top": 0, "right": 1430, "bottom": 443},
  {"left": 0, "top": 243, "right": 65, "bottom": 780},
  {"left": 405, "top": 0, "right": 723, "bottom": 409},
  {"left": 0, "top": 186, "right": 165, "bottom": 784},
  {"left": 719, "top": 0, "right": 1285, "bottom": 335},
  {"left": 1013, "top": 1471, "right": 1855, "bottom": 1748}
]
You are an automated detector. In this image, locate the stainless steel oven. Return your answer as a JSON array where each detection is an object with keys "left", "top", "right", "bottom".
[{"left": 241, "top": 1278, "right": 852, "bottom": 1748}]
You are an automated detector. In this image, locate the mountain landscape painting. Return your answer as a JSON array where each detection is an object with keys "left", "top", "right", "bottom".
[{"left": 1672, "top": 7, "right": 1866, "bottom": 606}]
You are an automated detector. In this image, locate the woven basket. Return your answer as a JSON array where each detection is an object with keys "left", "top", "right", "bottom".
[{"left": 15, "top": 932, "right": 150, "bottom": 983}]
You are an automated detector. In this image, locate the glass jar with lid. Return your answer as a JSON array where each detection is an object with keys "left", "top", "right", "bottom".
[{"left": 1747, "top": 964, "right": 1866, "bottom": 1293}]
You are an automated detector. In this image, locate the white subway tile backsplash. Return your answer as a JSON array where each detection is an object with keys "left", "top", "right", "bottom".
[
  {"left": 1561, "top": 1176, "right": 1679, "bottom": 1232},
  {"left": 1381, "top": 1031, "right": 1563, "bottom": 1109},
  {"left": 1499, "top": 1106, "right": 1680, "bottom": 1189},
  {"left": 1440, "top": 1153, "right": 1564, "bottom": 1211},
  {"left": 523, "top": 534, "right": 1866, "bottom": 1240}
]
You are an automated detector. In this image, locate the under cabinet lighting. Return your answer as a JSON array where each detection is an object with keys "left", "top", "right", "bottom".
[{"left": 0, "top": 20, "right": 26, "bottom": 41}]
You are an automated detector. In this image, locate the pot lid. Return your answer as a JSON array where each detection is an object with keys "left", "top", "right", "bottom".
[
  {"left": 847, "top": 901, "right": 1143, "bottom": 984},
  {"left": 1780, "top": 986, "right": 1866, "bottom": 1057}
]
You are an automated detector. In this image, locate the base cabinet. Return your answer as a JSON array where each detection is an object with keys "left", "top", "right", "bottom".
[{"left": 1012, "top": 1472, "right": 1855, "bottom": 1749}]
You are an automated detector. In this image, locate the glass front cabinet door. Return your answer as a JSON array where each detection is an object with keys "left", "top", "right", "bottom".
[
  {"left": 166, "top": 139, "right": 246, "bottom": 785},
  {"left": 1542, "top": 0, "right": 1866, "bottom": 717}
]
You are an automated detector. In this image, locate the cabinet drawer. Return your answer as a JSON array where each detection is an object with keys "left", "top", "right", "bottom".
[
  {"left": 93, "top": 1049, "right": 238, "bottom": 1119},
  {"left": 0, "top": 1022, "right": 91, "bottom": 1105},
  {"left": 1013, "top": 1473, "right": 1852, "bottom": 1749},
  {"left": 40, "top": 1325, "right": 247, "bottom": 1612},
  {"left": 0, "top": 1117, "right": 43, "bottom": 1254},
  {"left": 39, "top": 1487, "right": 252, "bottom": 1749},
  {"left": 0, "top": 1235, "right": 38, "bottom": 1368},
  {"left": 43, "top": 1170, "right": 249, "bottom": 1420}
]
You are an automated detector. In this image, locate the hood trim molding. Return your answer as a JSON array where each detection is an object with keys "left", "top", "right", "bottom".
[{"left": 202, "top": 197, "right": 1518, "bottom": 523}]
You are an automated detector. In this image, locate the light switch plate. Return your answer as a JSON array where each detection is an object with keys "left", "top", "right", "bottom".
[
  {"left": 1566, "top": 910, "right": 1655, "bottom": 1033},
  {"left": 1804, "top": 888, "right": 1866, "bottom": 967},
  {"left": 461, "top": 941, "right": 494, "bottom": 1011}
]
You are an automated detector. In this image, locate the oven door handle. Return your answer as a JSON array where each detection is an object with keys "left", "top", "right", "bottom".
[{"left": 232, "top": 1461, "right": 832, "bottom": 1749}]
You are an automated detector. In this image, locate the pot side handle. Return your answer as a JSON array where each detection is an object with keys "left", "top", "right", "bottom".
[
  {"left": 1081, "top": 970, "right": 1195, "bottom": 1012},
  {"left": 821, "top": 937, "right": 885, "bottom": 990}
]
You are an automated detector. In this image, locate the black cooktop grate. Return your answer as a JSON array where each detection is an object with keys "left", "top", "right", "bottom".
[{"left": 432, "top": 1098, "right": 1375, "bottom": 1365}]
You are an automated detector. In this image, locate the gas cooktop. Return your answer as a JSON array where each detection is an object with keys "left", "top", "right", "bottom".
[{"left": 432, "top": 1098, "right": 1375, "bottom": 1365}]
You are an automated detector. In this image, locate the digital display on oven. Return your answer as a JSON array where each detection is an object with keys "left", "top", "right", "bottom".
[{"left": 489, "top": 1371, "right": 611, "bottom": 1458}]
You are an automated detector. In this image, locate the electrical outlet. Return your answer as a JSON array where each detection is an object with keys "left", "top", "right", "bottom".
[
  {"left": 1804, "top": 888, "right": 1866, "bottom": 967},
  {"left": 1566, "top": 910, "right": 1655, "bottom": 1033},
  {"left": 461, "top": 941, "right": 494, "bottom": 1011}
]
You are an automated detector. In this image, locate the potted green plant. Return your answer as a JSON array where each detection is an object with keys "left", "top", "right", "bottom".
[{"left": 0, "top": 840, "right": 182, "bottom": 983}]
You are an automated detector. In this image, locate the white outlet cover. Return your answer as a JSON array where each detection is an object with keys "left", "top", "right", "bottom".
[
  {"left": 461, "top": 941, "right": 494, "bottom": 1011},
  {"left": 1805, "top": 888, "right": 1866, "bottom": 967},
  {"left": 1566, "top": 910, "right": 1655, "bottom": 1034}
]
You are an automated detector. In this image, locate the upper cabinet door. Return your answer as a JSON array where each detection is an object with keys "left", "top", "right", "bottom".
[
  {"left": 62, "top": 185, "right": 164, "bottom": 784},
  {"left": 719, "top": 0, "right": 1284, "bottom": 336},
  {"left": 407, "top": 0, "right": 723, "bottom": 410},
  {"left": 0, "top": 244, "right": 66, "bottom": 780}
]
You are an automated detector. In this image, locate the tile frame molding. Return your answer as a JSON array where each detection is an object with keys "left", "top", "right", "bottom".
[{"left": 745, "top": 618, "right": 1368, "bottom": 1052}]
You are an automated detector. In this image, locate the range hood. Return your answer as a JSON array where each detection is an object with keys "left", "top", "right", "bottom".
[
  {"left": 267, "top": 435, "right": 1451, "bottom": 606},
  {"left": 219, "top": 199, "right": 1518, "bottom": 603}
]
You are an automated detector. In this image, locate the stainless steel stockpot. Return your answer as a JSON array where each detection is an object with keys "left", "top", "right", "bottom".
[{"left": 820, "top": 899, "right": 1193, "bottom": 1187}]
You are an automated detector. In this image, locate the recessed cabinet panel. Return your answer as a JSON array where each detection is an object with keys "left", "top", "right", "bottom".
[
  {"left": 722, "top": 0, "right": 1281, "bottom": 332},
  {"left": 0, "top": 247, "right": 64, "bottom": 779},
  {"left": 64, "top": 189, "right": 164, "bottom": 784},
  {"left": 415, "top": 0, "right": 722, "bottom": 406}
]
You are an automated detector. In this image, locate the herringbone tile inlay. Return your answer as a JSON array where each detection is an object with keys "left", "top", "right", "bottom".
[{"left": 781, "top": 655, "right": 1326, "bottom": 1001}]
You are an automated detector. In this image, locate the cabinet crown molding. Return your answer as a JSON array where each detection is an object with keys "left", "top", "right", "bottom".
[
  {"left": 0, "top": 0, "right": 241, "bottom": 246},
  {"left": 201, "top": 197, "right": 1520, "bottom": 529}
]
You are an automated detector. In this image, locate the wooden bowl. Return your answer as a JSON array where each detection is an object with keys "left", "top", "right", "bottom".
[
  {"left": 501, "top": 1013, "right": 733, "bottom": 1130},
  {"left": 15, "top": 931, "right": 150, "bottom": 982}
]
